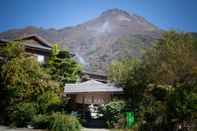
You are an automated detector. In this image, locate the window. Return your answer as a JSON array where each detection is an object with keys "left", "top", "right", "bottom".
[{"left": 36, "top": 54, "right": 45, "bottom": 63}]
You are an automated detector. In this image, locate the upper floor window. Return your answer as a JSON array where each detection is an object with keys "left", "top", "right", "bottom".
[{"left": 36, "top": 54, "right": 45, "bottom": 63}]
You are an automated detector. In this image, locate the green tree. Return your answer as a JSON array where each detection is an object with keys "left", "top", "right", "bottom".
[
  {"left": 108, "top": 59, "right": 147, "bottom": 124},
  {"left": 47, "top": 44, "right": 81, "bottom": 86},
  {"left": 108, "top": 59, "right": 136, "bottom": 87},
  {"left": 143, "top": 31, "right": 197, "bottom": 87},
  {"left": 0, "top": 42, "right": 60, "bottom": 126},
  {"left": 165, "top": 85, "right": 197, "bottom": 130},
  {"left": 0, "top": 42, "right": 81, "bottom": 130},
  {"left": 108, "top": 31, "right": 197, "bottom": 130},
  {"left": 142, "top": 31, "right": 197, "bottom": 130},
  {"left": 1, "top": 42, "right": 60, "bottom": 103}
]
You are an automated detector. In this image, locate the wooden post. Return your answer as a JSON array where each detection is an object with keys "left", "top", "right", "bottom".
[
  {"left": 92, "top": 95, "right": 94, "bottom": 104},
  {"left": 82, "top": 95, "right": 85, "bottom": 120}
]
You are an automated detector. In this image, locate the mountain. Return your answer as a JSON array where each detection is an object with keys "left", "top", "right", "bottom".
[
  {"left": 0, "top": 8, "right": 162, "bottom": 74},
  {"left": 191, "top": 32, "right": 197, "bottom": 38}
]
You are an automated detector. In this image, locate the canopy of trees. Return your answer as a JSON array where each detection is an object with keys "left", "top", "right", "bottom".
[
  {"left": 108, "top": 31, "right": 197, "bottom": 131},
  {"left": 0, "top": 42, "right": 81, "bottom": 130},
  {"left": 47, "top": 44, "right": 81, "bottom": 86}
]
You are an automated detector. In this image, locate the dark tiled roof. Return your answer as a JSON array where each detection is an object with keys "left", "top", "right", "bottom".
[
  {"left": 0, "top": 35, "right": 52, "bottom": 51},
  {"left": 82, "top": 71, "right": 107, "bottom": 77},
  {"left": 17, "top": 34, "right": 52, "bottom": 48},
  {"left": 0, "top": 39, "right": 9, "bottom": 43}
]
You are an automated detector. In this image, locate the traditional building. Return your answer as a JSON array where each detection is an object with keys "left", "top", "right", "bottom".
[
  {"left": 0, "top": 34, "right": 124, "bottom": 118},
  {"left": 64, "top": 79, "right": 123, "bottom": 127},
  {"left": 0, "top": 34, "right": 123, "bottom": 127},
  {"left": 0, "top": 35, "right": 52, "bottom": 63},
  {"left": 64, "top": 79, "right": 123, "bottom": 105},
  {"left": 81, "top": 71, "right": 108, "bottom": 83}
]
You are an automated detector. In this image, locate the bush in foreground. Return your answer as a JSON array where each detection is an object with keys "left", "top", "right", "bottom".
[
  {"left": 49, "top": 112, "right": 81, "bottom": 131},
  {"left": 100, "top": 100, "right": 126, "bottom": 128},
  {"left": 32, "top": 114, "right": 50, "bottom": 129},
  {"left": 32, "top": 112, "right": 81, "bottom": 131},
  {"left": 9, "top": 102, "right": 37, "bottom": 127}
]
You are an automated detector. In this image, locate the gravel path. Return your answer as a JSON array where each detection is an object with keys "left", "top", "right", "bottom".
[
  {"left": 82, "top": 128, "right": 109, "bottom": 131},
  {"left": 0, "top": 126, "right": 110, "bottom": 131},
  {"left": 0, "top": 126, "right": 43, "bottom": 131}
]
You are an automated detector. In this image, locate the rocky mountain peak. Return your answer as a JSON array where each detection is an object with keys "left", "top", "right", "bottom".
[
  {"left": 101, "top": 8, "right": 131, "bottom": 17},
  {"left": 0, "top": 9, "right": 161, "bottom": 74}
]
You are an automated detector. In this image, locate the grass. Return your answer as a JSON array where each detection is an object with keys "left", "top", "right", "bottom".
[{"left": 110, "top": 129, "right": 129, "bottom": 131}]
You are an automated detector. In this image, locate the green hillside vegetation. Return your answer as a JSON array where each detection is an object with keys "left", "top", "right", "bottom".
[
  {"left": 0, "top": 30, "right": 196, "bottom": 131},
  {"left": 114, "top": 34, "right": 156, "bottom": 59},
  {"left": 107, "top": 31, "right": 197, "bottom": 131}
]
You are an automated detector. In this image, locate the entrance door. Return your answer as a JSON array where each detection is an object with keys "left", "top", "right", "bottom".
[{"left": 85, "top": 104, "right": 106, "bottom": 128}]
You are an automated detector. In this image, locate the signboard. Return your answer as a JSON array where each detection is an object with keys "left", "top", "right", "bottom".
[
  {"left": 75, "top": 93, "right": 111, "bottom": 104},
  {"left": 126, "top": 112, "right": 135, "bottom": 128}
]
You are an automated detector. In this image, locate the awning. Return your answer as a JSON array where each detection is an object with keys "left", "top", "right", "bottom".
[{"left": 64, "top": 79, "right": 123, "bottom": 94}]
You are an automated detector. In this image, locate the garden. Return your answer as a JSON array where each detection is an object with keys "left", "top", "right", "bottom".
[{"left": 0, "top": 31, "right": 197, "bottom": 131}]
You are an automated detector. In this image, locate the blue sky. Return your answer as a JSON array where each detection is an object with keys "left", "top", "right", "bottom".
[{"left": 0, "top": 0, "right": 197, "bottom": 32}]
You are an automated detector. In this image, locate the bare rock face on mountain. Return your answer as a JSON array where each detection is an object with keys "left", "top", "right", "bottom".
[{"left": 0, "top": 9, "right": 161, "bottom": 74}]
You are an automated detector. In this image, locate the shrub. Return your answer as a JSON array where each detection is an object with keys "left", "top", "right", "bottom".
[
  {"left": 49, "top": 112, "right": 81, "bottom": 131},
  {"left": 31, "top": 114, "right": 50, "bottom": 129},
  {"left": 36, "top": 91, "right": 61, "bottom": 114},
  {"left": 100, "top": 100, "right": 126, "bottom": 128},
  {"left": 9, "top": 102, "right": 36, "bottom": 127}
]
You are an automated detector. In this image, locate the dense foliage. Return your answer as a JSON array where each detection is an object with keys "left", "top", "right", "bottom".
[
  {"left": 143, "top": 31, "right": 197, "bottom": 86},
  {"left": 108, "top": 31, "right": 197, "bottom": 131},
  {"left": 0, "top": 31, "right": 196, "bottom": 131},
  {"left": 100, "top": 100, "right": 126, "bottom": 128},
  {"left": 47, "top": 44, "right": 81, "bottom": 86},
  {"left": 31, "top": 112, "right": 81, "bottom": 131},
  {"left": 141, "top": 31, "right": 197, "bottom": 130},
  {"left": 49, "top": 112, "right": 81, "bottom": 131},
  {"left": 108, "top": 59, "right": 146, "bottom": 110},
  {"left": 0, "top": 42, "right": 81, "bottom": 130}
]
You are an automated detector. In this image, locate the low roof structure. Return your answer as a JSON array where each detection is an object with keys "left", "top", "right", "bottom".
[
  {"left": 0, "top": 39, "right": 9, "bottom": 43},
  {"left": 81, "top": 71, "right": 107, "bottom": 83},
  {"left": 18, "top": 34, "right": 52, "bottom": 51},
  {"left": 64, "top": 79, "right": 123, "bottom": 94},
  {"left": 0, "top": 34, "right": 52, "bottom": 53}
]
